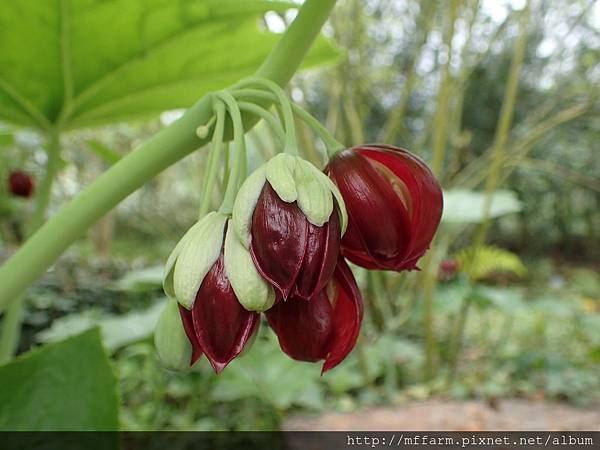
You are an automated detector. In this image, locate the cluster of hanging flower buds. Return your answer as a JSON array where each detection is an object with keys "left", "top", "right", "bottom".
[
  {"left": 155, "top": 77, "right": 443, "bottom": 374},
  {"left": 7, "top": 170, "right": 35, "bottom": 198}
]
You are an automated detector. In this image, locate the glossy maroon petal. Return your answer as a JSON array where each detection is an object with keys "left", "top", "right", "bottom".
[
  {"left": 266, "top": 290, "right": 334, "bottom": 362},
  {"left": 191, "top": 252, "right": 260, "bottom": 374},
  {"left": 294, "top": 204, "right": 341, "bottom": 300},
  {"left": 359, "top": 145, "right": 443, "bottom": 269},
  {"left": 250, "top": 183, "right": 308, "bottom": 299},
  {"left": 326, "top": 145, "right": 442, "bottom": 271},
  {"left": 178, "top": 304, "right": 203, "bottom": 365},
  {"left": 266, "top": 258, "right": 363, "bottom": 372},
  {"left": 322, "top": 258, "right": 364, "bottom": 373},
  {"left": 327, "top": 149, "right": 412, "bottom": 268}
]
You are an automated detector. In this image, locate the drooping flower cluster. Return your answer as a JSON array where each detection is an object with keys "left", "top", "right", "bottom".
[
  {"left": 155, "top": 84, "right": 443, "bottom": 375},
  {"left": 158, "top": 154, "right": 362, "bottom": 374}
]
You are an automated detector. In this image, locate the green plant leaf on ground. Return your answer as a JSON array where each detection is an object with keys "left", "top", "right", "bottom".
[
  {"left": 109, "top": 265, "right": 164, "bottom": 292},
  {"left": 212, "top": 333, "right": 325, "bottom": 411},
  {"left": 456, "top": 245, "right": 527, "bottom": 280},
  {"left": 0, "top": 0, "right": 339, "bottom": 130},
  {"left": 0, "top": 328, "right": 118, "bottom": 430},
  {"left": 37, "top": 299, "right": 167, "bottom": 352},
  {"left": 442, "top": 189, "right": 522, "bottom": 224}
]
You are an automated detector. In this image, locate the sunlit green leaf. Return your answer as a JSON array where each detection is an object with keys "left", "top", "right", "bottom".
[{"left": 0, "top": 0, "right": 339, "bottom": 130}]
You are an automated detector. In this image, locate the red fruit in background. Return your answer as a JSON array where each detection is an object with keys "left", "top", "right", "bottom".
[
  {"left": 266, "top": 258, "right": 363, "bottom": 373},
  {"left": 8, "top": 170, "right": 35, "bottom": 198},
  {"left": 326, "top": 144, "right": 443, "bottom": 272},
  {"left": 251, "top": 183, "right": 341, "bottom": 301},
  {"left": 178, "top": 251, "right": 260, "bottom": 374},
  {"left": 439, "top": 258, "right": 460, "bottom": 280}
]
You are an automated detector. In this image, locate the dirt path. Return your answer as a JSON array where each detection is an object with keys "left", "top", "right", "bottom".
[{"left": 284, "top": 399, "right": 600, "bottom": 431}]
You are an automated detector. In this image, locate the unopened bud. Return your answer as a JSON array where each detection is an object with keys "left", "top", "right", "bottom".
[{"left": 154, "top": 299, "right": 193, "bottom": 371}]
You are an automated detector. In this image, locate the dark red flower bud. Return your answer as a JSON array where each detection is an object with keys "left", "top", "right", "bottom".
[
  {"left": 172, "top": 217, "right": 260, "bottom": 374},
  {"left": 266, "top": 258, "right": 363, "bottom": 373},
  {"left": 250, "top": 184, "right": 341, "bottom": 301},
  {"left": 178, "top": 250, "right": 260, "bottom": 373},
  {"left": 164, "top": 213, "right": 266, "bottom": 373},
  {"left": 326, "top": 145, "right": 443, "bottom": 271},
  {"left": 8, "top": 170, "right": 35, "bottom": 198}
]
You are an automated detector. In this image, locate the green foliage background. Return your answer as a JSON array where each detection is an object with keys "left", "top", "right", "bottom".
[{"left": 0, "top": 0, "right": 599, "bottom": 431}]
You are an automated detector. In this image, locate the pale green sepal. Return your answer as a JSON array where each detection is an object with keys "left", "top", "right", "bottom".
[
  {"left": 295, "top": 159, "right": 334, "bottom": 227},
  {"left": 154, "top": 298, "right": 193, "bottom": 371},
  {"left": 173, "top": 212, "right": 227, "bottom": 308},
  {"left": 265, "top": 153, "right": 297, "bottom": 202},
  {"left": 322, "top": 175, "right": 348, "bottom": 235},
  {"left": 163, "top": 219, "right": 206, "bottom": 298},
  {"left": 224, "top": 223, "right": 275, "bottom": 312},
  {"left": 232, "top": 166, "right": 267, "bottom": 248}
]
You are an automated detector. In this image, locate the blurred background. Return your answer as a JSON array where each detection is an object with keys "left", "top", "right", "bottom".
[{"left": 0, "top": 0, "right": 599, "bottom": 431}]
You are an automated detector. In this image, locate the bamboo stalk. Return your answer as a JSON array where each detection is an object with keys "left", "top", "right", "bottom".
[
  {"left": 445, "top": 0, "right": 532, "bottom": 389},
  {"left": 430, "top": 0, "right": 460, "bottom": 177},
  {"left": 381, "top": 0, "right": 437, "bottom": 144},
  {"left": 473, "top": 0, "right": 531, "bottom": 246},
  {"left": 422, "top": 0, "right": 460, "bottom": 381},
  {"left": 458, "top": 101, "right": 591, "bottom": 189}
]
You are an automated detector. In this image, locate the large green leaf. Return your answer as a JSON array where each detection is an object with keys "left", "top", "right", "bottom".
[
  {"left": 442, "top": 189, "right": 522, "bottom": 224},
  {"left": 0, "top": 328, "right": 118, "bottom": 430},
  {"left": 0, "top": 0, "right": 338, "bottom": 131}
]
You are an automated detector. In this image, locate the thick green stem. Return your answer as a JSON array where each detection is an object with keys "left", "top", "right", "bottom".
[
  {"left": 0, "top": 130, "right": 62, "bottom": 363},
  {"left": 0, "top": 0, "right": 338, "bottom": 312}
]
